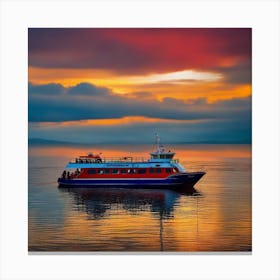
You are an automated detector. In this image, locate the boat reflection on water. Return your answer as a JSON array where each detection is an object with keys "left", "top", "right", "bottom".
[
  {"left": 58, "top": 187, "right": 200, "bottom": 251},
  {"left": 59, "top": 187, "right": 199, "bottom": 219}
]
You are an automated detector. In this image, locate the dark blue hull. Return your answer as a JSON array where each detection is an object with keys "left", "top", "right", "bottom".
[{"left": 58, "top": 172, "right": 205, "bottom": 190}]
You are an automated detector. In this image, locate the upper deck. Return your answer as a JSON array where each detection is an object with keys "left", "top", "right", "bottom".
[
  {"left": 66, "top": 156, "right": 179, "bottom": 169},
  {"left": 71, "top": 156, "right": 179, "bottom": 164}
]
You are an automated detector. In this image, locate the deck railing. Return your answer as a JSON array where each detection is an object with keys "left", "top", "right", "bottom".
[{"left": 69, "top": 157, "right": 179, "bottom": 164}]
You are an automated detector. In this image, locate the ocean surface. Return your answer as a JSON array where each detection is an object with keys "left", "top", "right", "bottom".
[{"left": 28, "top": 144, "right": 251, "bottom": 252}]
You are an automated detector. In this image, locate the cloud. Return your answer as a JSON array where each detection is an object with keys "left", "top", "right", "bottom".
[
  {"left": 28, "top": 28, "right": 251, "bottom": 76},
  {"left": 68, "top": 82, "right": 110, "bottom": 96},
  {"left": 28, "top": 82, "right": 251, "bottom": 122},
  {"left": 214, "top": 62, "right": 252, "bottom": 85},
  {"left": 28, "top": 83, "right": 65, "bottom": 95},
  {"left": 125, "top": 91, "right": 154, "bottom": 100},
  {"left": 27, "top": 28, "right": 252, "bottom": 144},
  {"left": 28, "top": 80, "right": 252, "bottom": 144}
]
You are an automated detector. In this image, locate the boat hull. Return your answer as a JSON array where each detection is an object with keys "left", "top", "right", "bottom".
[{"left": 58, "top": 171, "right": 205, "bottom": 190}]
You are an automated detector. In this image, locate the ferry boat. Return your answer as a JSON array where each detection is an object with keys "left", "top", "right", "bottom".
[{"left": 57, "top": 138, "right": 205, "bottom": 190}]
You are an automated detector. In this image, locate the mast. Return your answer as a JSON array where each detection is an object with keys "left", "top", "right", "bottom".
[{"left": 155, "top": 133, "right": 160, "bottom": 153}]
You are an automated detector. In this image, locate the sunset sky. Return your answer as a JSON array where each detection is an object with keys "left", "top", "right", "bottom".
[{"left": 28, "top": 28, "right": 251, "bottom": 144}]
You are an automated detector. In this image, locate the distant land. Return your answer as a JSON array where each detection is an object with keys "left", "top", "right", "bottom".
[{"left": 28, "top": 138, "right": 251, "bottom": 146}]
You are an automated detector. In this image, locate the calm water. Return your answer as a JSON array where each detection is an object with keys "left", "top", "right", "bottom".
[{"left": 28, "top": 144, "right": 251, "bottom": 252}]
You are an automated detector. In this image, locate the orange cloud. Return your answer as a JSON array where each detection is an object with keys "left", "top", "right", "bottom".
[
  {"left": 32, "top": 116, "right": 209, "bottom": 128},
  {"left": 29, "top": 67, "right": 251, "bottom": 102}
]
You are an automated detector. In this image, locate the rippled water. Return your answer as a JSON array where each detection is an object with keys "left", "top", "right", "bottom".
[{"left": 28, "top": 144, "right": 251, "bottom": 252}]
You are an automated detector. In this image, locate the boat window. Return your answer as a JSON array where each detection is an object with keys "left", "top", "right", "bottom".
[
  {"left": 97, "top": 169, "right": 103, "bottom": 174},
  {"left": 156, "top": 168, "right": 162, "bottom": 173},
  {"left": 112, "top": 169, "right": 119, "bottom": 174},
  {"left": 87, "top": 169, "right": 96, "bottom": 174},
  {"left": 128, "top": 169, "right": 136, "bottom": 174},
  {"left": 149, "top": 168, "right": 155, "bottom": 173},
  {"left": 104, "top": 169, "right": 110, "bottom": 174},
  {"left": 173, "top": 168, "right": 177, "bottom": 173},
  {"left": 166, "top": 168, "right": 172, "bottom": 173},
  {"left": 138, "top": 169, "right": 146, "bottom": 174},
  {"left": 120, "top": 169, "right": 127, "bottom": 174}
]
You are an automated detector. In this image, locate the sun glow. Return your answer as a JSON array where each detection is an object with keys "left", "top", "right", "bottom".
[
  {"left": 29, "top": 67, "right": 222, "bottom": 86},
  {"left": 129, "top": 70, "right": 223, "bottom": 84}
]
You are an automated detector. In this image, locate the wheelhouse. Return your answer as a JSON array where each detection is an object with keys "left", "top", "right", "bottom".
[{"left": 149, "top": 144, "right": 175, "bottom": 162}]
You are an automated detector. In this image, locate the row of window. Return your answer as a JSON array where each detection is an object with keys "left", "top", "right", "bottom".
[
  {"left": 152, "top": 154, "right": 173, "bottom": 159},
  {"left": 87, "top": 168, "right": 174, "bottom": 175}
]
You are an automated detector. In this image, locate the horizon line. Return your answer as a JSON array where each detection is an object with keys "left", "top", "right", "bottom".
[{"left": 28, "top": 138, "right": 252, "bottom": 145}]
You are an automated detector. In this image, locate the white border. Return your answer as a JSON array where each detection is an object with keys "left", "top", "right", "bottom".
[{"left": 1, "top": 0, "right": 279, "bottom": 280}]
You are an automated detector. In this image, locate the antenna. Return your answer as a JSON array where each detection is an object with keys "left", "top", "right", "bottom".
[{"left": 155, "top": 133, "right": 160, "bottom": 152}]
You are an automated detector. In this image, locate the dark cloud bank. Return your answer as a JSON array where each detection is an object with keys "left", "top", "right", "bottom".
[
  {"left": 28, "top": 82, "right": 252, "bottom": 144},
  {"left": 28, "top": 28, "right": 251, "bottom": 85}
]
